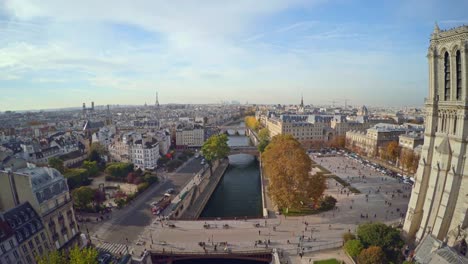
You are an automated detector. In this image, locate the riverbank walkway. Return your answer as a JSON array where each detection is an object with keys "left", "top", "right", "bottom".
[{"left": 179, "top": 160, "right": 229, "bottom": 219}]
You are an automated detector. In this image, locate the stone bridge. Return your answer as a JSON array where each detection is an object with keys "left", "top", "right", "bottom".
[{"left": 229, "top": 146, "right": 259, "bottom": 156}]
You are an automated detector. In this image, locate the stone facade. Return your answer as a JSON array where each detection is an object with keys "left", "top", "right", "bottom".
[
  {"left": 175, "top": 126, "right": 205, "bottom": 148},
  {"left": 1, "top": 202, "right": 50, "bottom": 264},
  {"left": 0, "top": 167, "right": 80, "bottom": 251},
  {"left": 403, "top": 25, "right": 468, "bottom": 249}
]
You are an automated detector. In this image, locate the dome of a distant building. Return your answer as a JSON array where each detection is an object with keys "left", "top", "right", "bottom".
[{"left": 358, "top": 105, "right": 368, "bottom": 116}]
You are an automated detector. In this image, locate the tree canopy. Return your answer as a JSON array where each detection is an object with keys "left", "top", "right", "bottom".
[
  {"left": 201, "top": 134, "right": 230, "bottom": 164},
  {"left": 357, "top": 246, "right": 387, "bottom": 264},
  {"left": 344, "top": 239, "right": 364, "bottom": 257},
  {"left": 72, "top": 186, "right": 94, "bottom": 209},
  {"left": 88, "top": 142, "right": 108, "bottom": 163},
  {"left": 257, "top": 128, "right": 270, "bottom": 153},
  {"left": 37, "top": 246, "right": 98, "bottom": 264},
  {"left": 82, "top": 161, "right": 99, "bottom": 177},
  {"left": 262, "top": 135, "right": 323, "bottom": 211},
  {"left": 244, "top": 116, "right": 260, "bottom": 131},
  {"left": 356, "top": 222, "right": 404, "bottom": 263},
  {"left": 105, "top": 162, "right": 134, "bottom": 178},
  {"left": 48, "top": 157, "right": 65, "bottom": 173},
  {"left": 64, "top": 168, "right": 90, "bottom": 189}
]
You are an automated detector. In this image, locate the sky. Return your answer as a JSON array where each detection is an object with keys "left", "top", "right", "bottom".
[{"left": 0, "top": 0, "right": 468, "bottom": 111}]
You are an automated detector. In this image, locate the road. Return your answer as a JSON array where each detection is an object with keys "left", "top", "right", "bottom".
[{"left": 87, "top": 157, "right": 205, "bottom": 244}]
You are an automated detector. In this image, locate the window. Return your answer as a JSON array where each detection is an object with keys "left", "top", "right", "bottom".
[
  {"left": 9, "top": 239, "right": 14, "bottom": 248},
  {"left": 13, "top": 250, "right": 19, "bottom": 259},
  {"left": 444, "top": 52, "right": 451, "bottom": 100},
  {"left": 454, "top": 117, "right": 457, "bottom": 134},
  {"left": 456, "top": 50, "right": 462, "bottom": 100},
  {"left": 0, "top": 244, "right": 6, "bottom": 253},
  {"left": 35, "top": 236, "right": 40, "bottom": 245},
  {"left": 26, "top": 255, "right": 32, "bottom": 263},
  {"left": 41, "top": 232, "right": 46, "bottom": 242},
  {"left": 22, "top": 245, "right": 28, "bottom": 254},
  {"left": 28, "top": 240, "right": 34, "bottom": 250},
  {"left": 38, "top": 246, "right": 43, "bottom": 254}
]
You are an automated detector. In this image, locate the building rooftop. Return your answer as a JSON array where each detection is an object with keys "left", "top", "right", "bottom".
[
  {"left": 2, "top": 202, "right": 44, "bottom": 244},
  {"left": 14, "top": 167, "right": 68, "bottom": 203}
]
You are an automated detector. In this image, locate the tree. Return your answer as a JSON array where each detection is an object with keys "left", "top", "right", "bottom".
[
  {"left": 257, "top": 128, "right": 270, "bottom": 153},
  {"left": 244, "top": 116, "right": 260, "bottom": 131},
  {"left": 48, "top": 157, "right": 65, "bottom": 173},
  {"left": 64, "top": 168, "right": 90, "bottom": 189},
  {"left": 262, "top": 135, "right": 321, "bottom": 212},
  {"left": 88, "top": 142, "right": 108, "bottom": 163},
  {"left": 342, "top": 232, "right": 356, "bottom": 243},
  {"left": 357, "top": 222, "right": 404, "bottom": 261},
  {"left": 309, "top": 172, "right": 326, "bottom": 208},
  {"left": 385, "top": 141, "right": 400, "bottom": 162},
  {"left": 69, "top": 245, "right": 98, "bottom": 264},
  {"left": 201, "top": 134, "right": 230, "bottom": 174},
  {"left": 357, "top": 246, "right": 387, "bottom": 264},
  {"left": 37, "top": 250, "right": 66, "bottom": 264},
  {"left": 72, "top": 186, "right": 94, "bottom": 209},
  {"left": 343, "top": 239, "right": 363, "bottom": 258},
  {"left": 329, "top": 135, "right": 346, "bottom": 149},
  {"left": 105, "top": 162, "right": 134, "bottom": 178},
  {"left": 82, "top": 161, "right": 99, "bottom": 177}
]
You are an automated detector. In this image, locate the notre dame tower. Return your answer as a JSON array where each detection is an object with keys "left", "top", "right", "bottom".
[{"left": 404, "top": 24, "right": 468, "bottom": 247}]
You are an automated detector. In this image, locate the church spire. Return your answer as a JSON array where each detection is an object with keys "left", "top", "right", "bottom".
[
  {"left": 155, "top": 91, "right": 160, "bottom": 109},
  {"left": 300, "top": 93, "right": 304, "bottom": 108}
]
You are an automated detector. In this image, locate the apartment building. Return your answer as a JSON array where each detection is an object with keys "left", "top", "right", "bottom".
[{"left": 0, "top": 167, "right": 80, "bottom": 251}]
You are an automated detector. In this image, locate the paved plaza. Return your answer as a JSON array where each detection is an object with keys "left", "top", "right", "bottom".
[{"left": 89, "top": 154, "right": 411, "bottom": 263}]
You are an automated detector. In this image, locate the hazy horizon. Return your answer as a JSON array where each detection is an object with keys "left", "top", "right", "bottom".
[{"left": 1, "top": 0, "right": 468, "bottom": 111}]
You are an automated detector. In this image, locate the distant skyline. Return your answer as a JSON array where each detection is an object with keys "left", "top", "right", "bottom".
[{"left": 1, "top": 0, "right": 468, "bottom": 111}]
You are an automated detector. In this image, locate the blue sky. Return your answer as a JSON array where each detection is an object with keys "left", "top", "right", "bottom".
[{"left": 0, "top": 0, "right": 467, "bottom": 111}]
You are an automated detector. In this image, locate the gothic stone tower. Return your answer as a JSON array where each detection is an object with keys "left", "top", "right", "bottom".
[{"left": 404, "top": 24, "right": 468, "bottom": 247}]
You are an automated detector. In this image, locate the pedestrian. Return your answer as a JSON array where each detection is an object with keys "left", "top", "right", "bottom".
[{"left": 258, "top": 230, "right": 261, "bottom": 235}]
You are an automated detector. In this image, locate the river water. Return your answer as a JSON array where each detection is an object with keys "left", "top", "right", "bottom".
[{"left": 200, "top": 122, "right": 262, "bottom": 218}]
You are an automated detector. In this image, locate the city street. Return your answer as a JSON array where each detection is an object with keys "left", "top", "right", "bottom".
[{"left": 87, "top": 157, "right": 205, "bottom": 247}]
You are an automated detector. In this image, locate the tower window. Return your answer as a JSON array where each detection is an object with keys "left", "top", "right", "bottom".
[
  {"left": 453, "top": 116, "right": 457, "bottom": 134},
  {"left": 456, "top": 50, "right": 462, "bottom": 100},
  {"left": 444, "top": 52, "right": 451, "bottom": 100}
]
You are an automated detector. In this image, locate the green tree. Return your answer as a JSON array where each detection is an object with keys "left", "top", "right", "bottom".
[
  {"left": 262, "top": 135, "right": 320, "bottom": 212},
  {"left": 342, "top": 232, "right": 356, "bottom": 243},
  {"left": 105, "top": 162, "right": 134, "bottom": 178},
  {"left": 88, "top": 142, "right": 108, "bottom": 163},
  {"left": 357, "top": 246, "right": 387, "bottom": 264},
  {"left": 48, "top": 157, "right": 65, "bottom": 173},
  {"left": 72, "top": 186, "right": 94, "bottom": 209},
  {"left": 82, "top": 161, "right": 99, "bottom": 177},
  {"left": 257, "top": 128, "right": 270, "bottom": 153},
  {"left": 201, "top": 134, "right": 230, "bottom": 174},
  {"left": 258, "top": 128, "right": 269, "bottom": 141},
  {"left": 37, "top": 250, "right": 66, "bottom": 264},
  {"left": 64, "top": 168, "right": 90, "bottom": 189},
  {"left": 69, "top": 245, "right": 98, "bottom": 264},
  {"left": 357, "top": 222, "right": 404, "bottom": 261},
  {"left": 343, "top": 239, "right": 363, "bottom": 257}
]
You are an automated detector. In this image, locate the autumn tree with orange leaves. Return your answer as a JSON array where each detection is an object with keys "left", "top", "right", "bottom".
[{"left": 262, "top": 135, "right": 325, "bottom": 212}]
